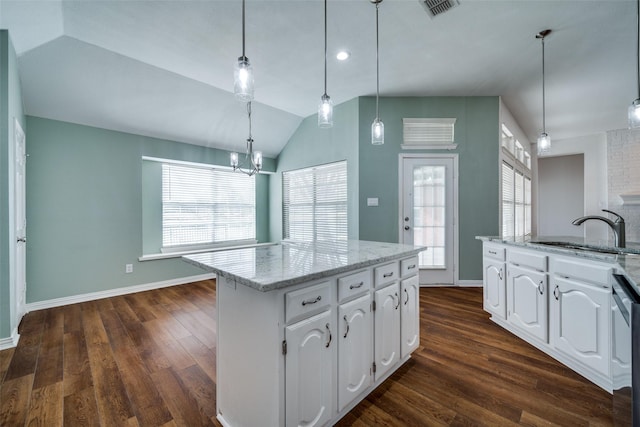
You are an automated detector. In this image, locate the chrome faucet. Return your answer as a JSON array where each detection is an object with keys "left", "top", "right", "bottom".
[{"left": 572, "top": 209, "right": 626, "bottom": 248}]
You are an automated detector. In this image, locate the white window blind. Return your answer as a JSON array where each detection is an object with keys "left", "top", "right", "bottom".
[
  {"left": 501, "top": 161, "right": 531, "bottom": 239},
  {"left": 283, "top": 161, "right": 348, "bottom": 242},
  {"left": 162, "top": 163, "right": 255, "bottom": 249},
  {"left": 502, "top": 162, "right": 514, "bottom": 239},
  {"left": 402, "top": 118, "right": 457, "bottom": 149}
]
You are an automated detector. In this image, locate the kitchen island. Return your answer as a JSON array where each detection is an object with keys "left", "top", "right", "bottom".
[{"left": 184, "top": 240, "right": 425, "bottom": 427}]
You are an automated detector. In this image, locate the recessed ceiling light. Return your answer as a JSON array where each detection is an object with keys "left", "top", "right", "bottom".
[{"left": 336, "top": 50, "right": 350, "bottom": 61}]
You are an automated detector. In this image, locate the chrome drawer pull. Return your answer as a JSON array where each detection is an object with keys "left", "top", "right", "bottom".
[
  {"left": 489, "top": 250, "right": 497, "bottom": 255},
  {"left": 349, "top": 281, "right": 364, "bottom": 290},
  {"left": 302, "top": 295, "right": 322, "bottom": 306},
  {"left": 383, "top": 272, "right": 394, "bottom": 278},
  {"left": 407, "top": 264, "right": 416, "bottom": 270}
]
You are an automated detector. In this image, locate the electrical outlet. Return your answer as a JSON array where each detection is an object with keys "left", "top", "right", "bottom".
[{"left": 125, "top": 264, "right": 133, "bottom": 274}]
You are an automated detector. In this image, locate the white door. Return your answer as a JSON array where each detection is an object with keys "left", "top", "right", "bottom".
[
  {"left": 337, "top": 294, "right": 372, "bottom": 411},
  {"left": 400, "top": 155, "right": 457, "bottom": 285},
  {"left": 285, "top": 310, "right": 333, "bottom": 427},
  {"left": 551, "top": 278, "right": 610, "bottom": 376},
  {"left": 14, "top": 118, "right": 27, "bottom": 323},
  {"left": 374, "top": 283, "right": 400, "bottom": 381},
  {"left": 400, "top": 275, "right": 419, "bottom": 358},
  {"left": 507, "top": 265, "right": 548, "bottom": 342}
]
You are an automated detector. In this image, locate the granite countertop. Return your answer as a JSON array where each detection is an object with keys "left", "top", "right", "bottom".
[
  {"left": 183, "top": 240, "right": 426, "bottom": 292},
  {"left": 477, "top": 235, "right": 640, "bottom": 297}
]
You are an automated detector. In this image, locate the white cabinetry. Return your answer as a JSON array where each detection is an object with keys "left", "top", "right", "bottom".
[
  {"left": 374, "top": 283, "right": 400, "bottom": 380},
  {"left": 401, "top": 275, "right": 420, "bottom": 358},
  {"left": 506, "top": 248, "right": 548, "bottom": 342},
  {"left": 550, "top": 256, "right": 611, "bottom": 378},
  {"left": 285, "top": 310, "right": 334, "bottom": 427},
  {"left": 483, "top": 244, "right": 506, "bottom": 319}
]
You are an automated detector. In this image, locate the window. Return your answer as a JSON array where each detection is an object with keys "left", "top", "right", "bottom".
[
  {"left": 501, "top": 124, "right": 532, "bottom": 239},
  {"left": 402, "top": 118, "right": 457, "bottom": 150},
  {"left": 162, "top": 163, "right": 255, "bottom": 249},
  {"left": 283, "top": 161, "right": 347, "bottom": 242}
]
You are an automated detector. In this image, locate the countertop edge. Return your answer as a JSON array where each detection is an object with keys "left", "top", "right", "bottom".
[{"left": 184, "top": 247, "right": 425, "bottom": 292}]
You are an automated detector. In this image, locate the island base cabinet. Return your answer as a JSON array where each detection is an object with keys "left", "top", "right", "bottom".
[
  {"left": 337, "top": 294, "right": 373, "bottom": 412},
  {"left": 401, "top": 275, "right": 420, "bottom": 358},
  {"left": 551, "top": 277, "right": 611, "bottom": 377},
  {"left": 507, "top": 265, "right": 548, "bottom": 343},
  {"left": 285, "top": 310, "right": 334, "bottom": 427},
  {"left": 374, "top": 283, "right": 400, "bottom": 381}
]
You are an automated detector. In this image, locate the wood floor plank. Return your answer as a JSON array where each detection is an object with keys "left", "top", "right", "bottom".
[
  {"left": 63, "top": 330, "right": 93, "bottom": 397},
  {"left": 63, "top": 386, "right": 101, "bottom": 427},
  {"left": 178, "top": 335, "right": 217, "bottom": 382},
  {"left": 0, "top": 373, "right": 33, "bottom": 426},
  {"left": 33, "top": 307, "right": 64, "bottom": 390},
  {"left": 0, "top": 347, "right": 15, "bottom": 382},
  {"left": 4, "top": 311, "right": 45, "bottom": 381},
  {"left": 24, "top": 381, "right": 63, "bottom": 427}
]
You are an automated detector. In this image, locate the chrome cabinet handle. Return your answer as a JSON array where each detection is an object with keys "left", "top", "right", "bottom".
[
  {"left": 343, "top": 315, "right": 350, "bottom": 338},
  {"left": 349, "top": 281, "right": 364, "bottom": 290},
  {"left": 489, "top": 250, "right": 497, "bottom": 255},
  {"left": 538, "top": 281, "right": 544, "bottom": 295},
  {"left": 407, "top": 264, "right": 416, "bottom": 270},
  {"left": 553, "top": 285, "right": 559, "bottom": 301},
  {"left": 325, "top": 323, "right": 332, "bottom": 348},
  {"left": 404, "top": 288, "right": 409, "bottom": 305},
  {"left": 383, "top": 272, "right": 394, "bottom": 278},
  {"left": 498, "top": 268, "right": 503, "bottom": 280},
  {"left": 394, "top": 292, "right": 400, "bottom": 310},
  {"left": 302, "top": 296, "right": 321, "bottom": 306}
]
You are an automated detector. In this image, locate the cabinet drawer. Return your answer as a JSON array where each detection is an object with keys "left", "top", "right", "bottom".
[
  {"left": 551, "top": 257, "right": 612, "bottom": 286},
  {"left": 483, "top": 244, "right": 505, "bottom": 261},
  {"left": 338, "top": 270, "right": 371, "bottom": 303},
  {"left": 374, "top": 262, "right": 399, "bottom": 287},
  {"left": 400, "top": 256, "right": 419, "bottom": 278},
  {"left": 285, "top": 281, "right": 332, "bottom": 324},
  {"left": 508, "top": 249, "right": 547, "bottom": 271}
]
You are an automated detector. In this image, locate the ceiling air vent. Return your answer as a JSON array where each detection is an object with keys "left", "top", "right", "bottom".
[{"left": 419, "top": 0, "right": 459, "bottom": 18}]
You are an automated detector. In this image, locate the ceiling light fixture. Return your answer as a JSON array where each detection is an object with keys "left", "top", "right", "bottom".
[
  {"left": 234, "top": 0, "right": 254, "bottom": 101},
  {"left": 371, "top": 0, "right": 384, "bottom": 145},
  {"left": 336, "top": 50, "right": 350, "bottom": 61},
  {"left": 318, "top": 0, "right": 333, "bottom": 128},
  {"left": 629, "top": 0, "right": 640, "bottom": 128},
  {"left": 230, "top": 102, "right": 262, "bottom": 176},
  {"left": 536, "top": 29, "right": 551, "bottom": 155}
]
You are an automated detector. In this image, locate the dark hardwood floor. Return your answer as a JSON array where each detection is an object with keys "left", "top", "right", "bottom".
[{"left": 0, "top": 281, "right": 615, "bottom": 426}]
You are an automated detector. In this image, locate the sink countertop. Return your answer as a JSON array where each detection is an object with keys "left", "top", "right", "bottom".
[
  {"left": 477, "top": 235, "right": 640, "bottom": 297},
  {"left": 183, "top": 240, "right": 425, "bottom": 292}
]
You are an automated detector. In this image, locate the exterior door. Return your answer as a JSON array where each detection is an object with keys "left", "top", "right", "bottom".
[
  {"left": 400, "top": 155, "right": 456, "bottom": 285},
  {"left": 14, "top": 118, "right": 27, "bottom": 324}
]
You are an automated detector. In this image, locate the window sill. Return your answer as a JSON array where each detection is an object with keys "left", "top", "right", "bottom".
[{"left": 139, "top": 241, "right": 277, "bottom": 261}]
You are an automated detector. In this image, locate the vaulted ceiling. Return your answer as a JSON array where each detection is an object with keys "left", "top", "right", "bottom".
[{"left": 1, "top": 0, "right": 635, "bottom": 157}]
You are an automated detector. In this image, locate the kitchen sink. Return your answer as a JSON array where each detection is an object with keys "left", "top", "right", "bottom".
[{"left": 530, "top": 241, "right": 628, "bottom": 255}]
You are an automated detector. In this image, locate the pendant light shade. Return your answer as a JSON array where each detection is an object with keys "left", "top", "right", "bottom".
[
  {"left": 234, "top": 0, "right": 254, "bottom": 101},
  {"left": 536, "top": 29, "right": 551, "bottom": 156},
  {"left": 318, "top": 0, "right": 333, "bottom": 128},
  {"left": 630, "top": 0, "right": 640, "bottom": 128},
  {"left": 371, "top": 0, "right": 384, "bottom": 145}
]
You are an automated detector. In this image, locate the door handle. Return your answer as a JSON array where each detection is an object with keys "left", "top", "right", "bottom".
[
  {"left": 404, "top": 217, "right": 410, "bottom": 222},
  {"left": 404, "top": 226, "right": 410, "bottom": 230}
]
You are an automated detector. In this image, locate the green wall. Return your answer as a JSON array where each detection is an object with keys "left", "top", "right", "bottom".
[
  {"left": 1, "top": 30, "right": 25, "bottom": 340},
  {"left": 25, "top": 117, "right": 273, "bottom": 303},
  {"left": 358, "top": 96, "right": 500, "bottom": 280},
  {"left": 269, "top": 98, "right": 360, "bottom": 241}
]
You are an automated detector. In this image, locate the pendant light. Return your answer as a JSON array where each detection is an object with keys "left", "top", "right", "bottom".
[
  {"left": 230, "top": 102, "right": 262, "bottom": 176},
  {"left": 629, "top": 0, "right": 640, "bottom": 128},
  {"left": 234, "top": 0, "right": 254, "bottom": 101},
  {"left": 318, "top": 0, "right": 333, "bottom": 128},
  {"left": 371, "top": 0, "right": 384, "bottom": 145},
  {"left": 536, "top": 29, "right": 551, "bottom": 155}
]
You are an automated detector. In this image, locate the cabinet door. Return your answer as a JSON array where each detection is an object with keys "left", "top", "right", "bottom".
[
  {"left": 285, "top": 310, "right": 333, "bottom": 427},
  {"left": 483, "top": 259, "right": 505, "bottom": 319},
  {"left": 551, "top": 277, "right": 610, "bottom": 376},
  {"left": 338, "top": 294, "right": 372, "bottom": 411},
  {"left": 507, "top": 265, "right": 548, "bottom": 342},
  {"left": 401, "top": 275, "right": 420, "bottom": 358},
  {"left": 374, "top": 283, "right": 400, "bottom": 381}
]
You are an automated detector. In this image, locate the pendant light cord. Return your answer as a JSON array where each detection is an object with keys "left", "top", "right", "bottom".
[
  {"left": 247, "top": 101, "right": 252, "bottom": 139},
  {"left": 541, "top": 36, "right": 546, "bottom": 133},
  {"left": 636, "top": 0, "right": 639, "bottom": 99},
  {"left": 375, "top": 1, "right": 380, "bottom": 119},
  {"left": 324, "top": 0, "right": 328, "bottom": 97},
  {"left": 242, "top": 0, "right": 246, "bottom": 59}
]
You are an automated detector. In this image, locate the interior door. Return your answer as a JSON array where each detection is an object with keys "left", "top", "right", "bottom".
[
  {"left": 401, "top": 156, "right": 456, "bottom": 285},
  {"left": 14, "top": 118, "right": 27, "bottom": 323}
]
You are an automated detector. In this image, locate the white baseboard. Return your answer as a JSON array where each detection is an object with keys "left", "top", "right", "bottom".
[
  {"left": 0, "top": 328, "right": 20, "bottom": 351},
  {"left": 25, "top": 273, "right": 216, "bottom": 313},
  {"left": 456, "top": 280, "right": 483, "bottom": 287}
]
